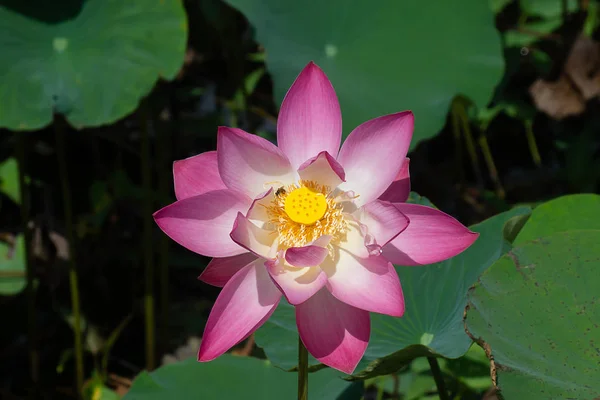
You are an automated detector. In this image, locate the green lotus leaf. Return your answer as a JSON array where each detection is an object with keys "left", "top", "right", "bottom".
[
  {"left": 224, "top": 0, "right": 504, "bottom": 148},
  {"left": 466, "top": 230, "right": 600, "bottom": 399},
  {"left": 0, "top": 0, "right": 187, "bottom": 130}
]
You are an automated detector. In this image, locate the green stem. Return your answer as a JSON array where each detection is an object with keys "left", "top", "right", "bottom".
[
  {"left": 15, "top": 134, "right": 39, "bottom": 393},
  {"left": 55, "top": 118, "right": 84, "bottom": 398},
  {"left": 427, "top": 357, "right": 449, "bottom": 400},
  {"left": 525, "top": 120, "right": 542, "bottom": 167},
  {"left": 156, "top": 119, "right": 170, "bottom": 350},
  {"left": 140, "top": 106, "right": 156, "bottom": 370},
  {"left": 298, "top": 337, "right": 308, "bottom": 400}
]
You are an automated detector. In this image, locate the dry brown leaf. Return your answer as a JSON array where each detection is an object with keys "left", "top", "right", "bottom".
[
  {"left": 529, "top": 35, "right": 600, "bottom": 119},
  {"left": 529, "top": 75, "right": 586, "bottom": 119}
]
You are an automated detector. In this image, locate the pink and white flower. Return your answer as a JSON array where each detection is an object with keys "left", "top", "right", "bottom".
[{"left": 154, "top": 62, "right": 478, "bottom": 374}]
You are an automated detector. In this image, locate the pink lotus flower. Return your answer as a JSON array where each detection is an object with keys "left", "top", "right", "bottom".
[{"left": 154, "top": 62, "right": 478, "bottom": 374}]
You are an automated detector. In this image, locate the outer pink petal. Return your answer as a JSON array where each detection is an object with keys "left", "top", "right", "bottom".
[
  {"left": 296, "top": 288, "right": 369, "bottom": 374},
  {"left": 229, "top": 213, "right": 277, "bottom": 259},
  {"left": 337, "top": 111, "right": 414, "bottom": 207},
  {"left": 321, "top": 249, "right": 405, "bottom": 317},
  {"left": 298, "top": 151, "right": 345, "bottom": 189},
  {"left": 356, "top": 200, "right": 410, "bottom": 247},
  {"left": 198, "top": 253, "right": 258, "bottom": 287},
  {"left": 153, "top": 190, "right": 252, "bottom": 258},
  {"left": 173, "top": 151, "right": 227, "bottom": 200},
  {"left": 382, "top": 203, "right": 479, "bottom": 266},
  {"left": 198, "top": 259, "right": 281, "bottom": 361},
  {"left": 379, "top": 158, "right": 411, "bottom": 203},
  {"left": 277, "top": 62, "right": 342, "bottom": 169},
  {"left": 217, "top": 127, "right": 296, "bottom": 198},
  {"left": 266, "top": 259, "right": 327, "bottom": 305}
]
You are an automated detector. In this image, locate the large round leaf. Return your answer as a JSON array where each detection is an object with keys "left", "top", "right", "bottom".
[
  {"left": 465, "top": 230, "right": 600, "bottom": 399},
  {"left": 224, "top": 0, "right": 504, "bottom": 148},
  {"left": 515, "top": 194, "right": 600, "bottom": 245},
  {"left": 123, "top": 355, "right": 361, "bottom": 400},
  {"left": 254, "top": 200, "right": 531, "bottom": 379},
  {"left": 0, "top": 0, "right": 187, "bottom": 130},
  {"left": 0, "top": 235, "right": 26, "bottom": 296}
]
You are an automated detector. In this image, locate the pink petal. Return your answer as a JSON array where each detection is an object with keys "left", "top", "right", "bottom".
[
  {"left": 285, "top": 245, "right": 329, "bottom": 267},
  {"left": 198, "top": 260, "right": 281, "bottom": 361},
  {"left": 298, "top": 151, "right": 345, "bottom": 189},
  {"left": 379, "top": 158, "right": 411, "bottom": 203},
  {"left": 245, "top": 188, "right": 273, "bottom": 224},
  {"left": 382, "top": 203, "right": 479, "bottom": 266},
  {"left": 154, "top": 190, "right": 252, "bottom": 258},
  {"left": 277, "top": 62, "right": 342, "bottom": 169},
  {"left": 198, "top": 253, "right": 258, "bottom": 287},
  {"left": 356, "top": 200, "right": 410, "bottom": 247},
  {"left": 266, "top": 259, "right": 327, "bottom": 305},
  {"left": 230, "top": 213, "right": 277, "bottom": 259},
  {"left": 296, "top": 288, "right": 369, "bottom": 374},
  {"left": 321, "top": 249, "right": 405, "bottom": 317},
  {"left": 337, "top": 220, "right": 370, "bottom": 258},
  {"left": 217, "top": 127, "right": 296, "bottom": 198},
  {"left": 173, "top": 151, "right": 227, "bottom": 200},
  {"left": 337, "top": 112, "right": 414, "bottom": 207}
]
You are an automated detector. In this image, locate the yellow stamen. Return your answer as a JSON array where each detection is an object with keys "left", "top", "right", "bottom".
[
  {"left": 284, "top": 186, "right": 327, "bottom": 225},
  {"left": 266, "top": 180, "right": 348, "bottom": 249}
]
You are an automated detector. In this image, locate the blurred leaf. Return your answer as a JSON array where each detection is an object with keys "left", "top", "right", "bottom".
[
  {"left": 466, "top": 230, "right": 600, "bottom": 399},
  {"left": 445, "top": 345, "right": 492, "bottom": 391},
  {"left": 90, "top": 181, "right": 111, "bottom": 213},
  {"left": 515, "top": 194, "right": 600, "bottom": 244},
  {"left": 0, "top": 0, "right": 187, "bottom": 129},
  {"left": 502, "top": 212, "right": 531, "bottom": 243},
  {"left": 225, "top": 0, "right": 504, "bottom": 149},
  {"left": 123, "top": 355, "right": 361, "bottom": 400},
  {"left": 489, "top": 0, "right": 514, "bottom": 13},
  {"left": 0, "top": 234, "right": 26, "bottom": 296},
  {"left": 101, "top": 315, "right": 132, "bottom": 378},
  {"left": 254, "top": 201, "right": 531, "bottom": 379},
  {"left": 504, "top": 19, "right": 562, "bottom": 47},
  {"left": 521, "top": 0, "right": 578, "bottom": 18},
  {"left": 244, "top": 67, "right": 265, "bottom": 95},
  {"left": 84, "top": 372, "right": 121, "bottom": 400},
  {"left": 0, "top": 158, "right": 20, "bottom": 204}
]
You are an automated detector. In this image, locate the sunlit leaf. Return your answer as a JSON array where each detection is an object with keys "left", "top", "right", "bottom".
[{"left": 466, "top": 230, "right": 600, "bottom": 399}]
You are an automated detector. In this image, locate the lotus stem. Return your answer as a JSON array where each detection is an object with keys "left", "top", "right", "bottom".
[
  {"left": 427, "top": 357, "right": 449, "bottom": 400},
  {"left": 156, "top": 117, "right": 170, "bottom": 350},
  {"left": 450, "top": 100, "right": 465, "bottom": 183},
  {"left": 55, "top": 118, "right": 85, "bottom": 397},
  {"left": 298, "top": 337, "right": 308, "bottom": 400},
  {"left": 478, "top": 134, "right": 506, "bottom": 199},
  {"left": 454, "top": 99, "right": 484, "bottom": 186},
  {"left": 140, "top": 105, "right": 156, "bottom": 370},
  {"left": 525, "top": 120, "right": 542, "bottom": 167},
  {"left": 15, "top": 133, "right": 39, "bottom": 393}
]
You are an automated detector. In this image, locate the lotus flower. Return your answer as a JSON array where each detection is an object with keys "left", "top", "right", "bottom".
[{"left": 154, "top": 62, "right": 478, "bottom": 374}]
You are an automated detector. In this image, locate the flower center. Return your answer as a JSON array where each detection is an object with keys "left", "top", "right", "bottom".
[
  {"left": 284, "top": 186, "right": 327, "bottom": 225},
  {"left": 266, "top": 181, "right": 348, "bottom": 249}
]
